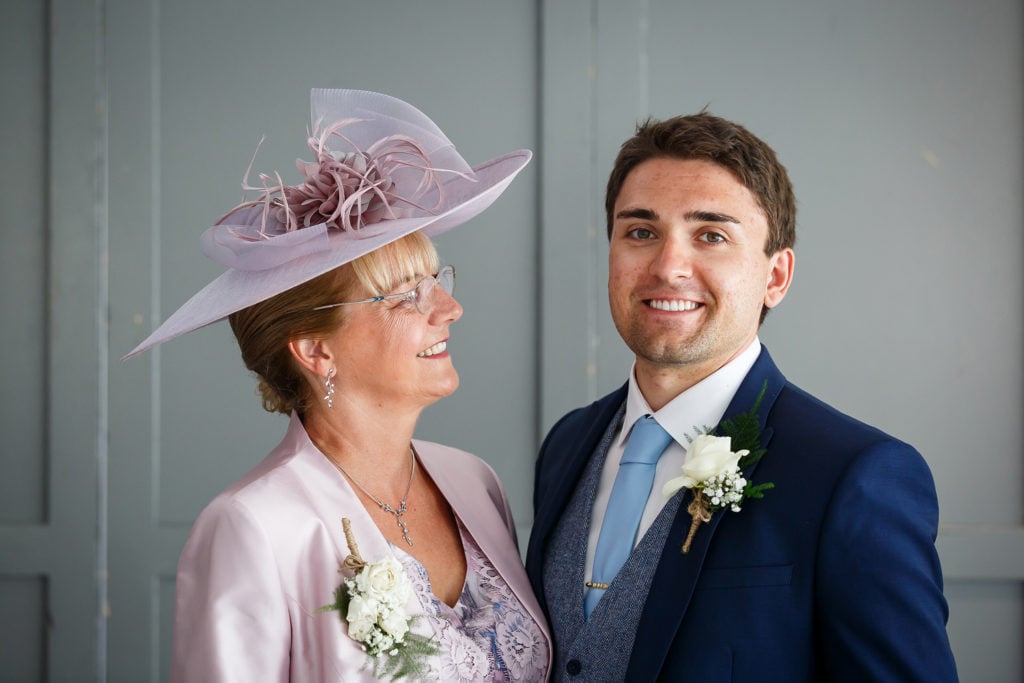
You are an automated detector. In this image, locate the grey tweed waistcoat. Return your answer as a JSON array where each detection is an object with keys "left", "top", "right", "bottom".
[{"left": 542, "top": 404, "right": 683, "bottom": 682}]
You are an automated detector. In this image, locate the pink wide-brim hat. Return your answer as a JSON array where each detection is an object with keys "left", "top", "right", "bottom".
[{"left": 123, "top": 88, "right": 531, "bottom": 360}]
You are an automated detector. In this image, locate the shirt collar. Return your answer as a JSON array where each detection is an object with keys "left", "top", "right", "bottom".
[{"left": 619, "top": 338, "right": 763, "bottom": 450}]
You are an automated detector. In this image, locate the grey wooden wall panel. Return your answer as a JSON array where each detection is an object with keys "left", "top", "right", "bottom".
[
  {"left": 0, "top": 0, "right": 48, "bottom": 527},
  {"left": 0, "top": 577, "right": 46, "bottom": 682},
  {"left": 47, "top": 0, "right": 104, "bottom": 679},
  {"left": 157, "top": 578, "right": 174, "bottom": 683},
  {"left": 0, "top": 0, "right": 106, "bottom": 677},
  {"left": 539, "top": 0, "right": 597, "bottom": 434},
  {"left": 945, "top": 581, "right": 1023, "bottom": 680},
  {"left": 105, "top": 1, "right": 162, "bottom": 679}
]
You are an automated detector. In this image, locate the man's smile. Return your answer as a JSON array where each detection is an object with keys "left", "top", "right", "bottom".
[{"left": 646, "top": 299, "right": 701, "bottom": 312}]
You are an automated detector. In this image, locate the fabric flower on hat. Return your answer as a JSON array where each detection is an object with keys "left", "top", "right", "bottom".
[{"left": 240, "top": 118, "right": 458, "bottom": 236}]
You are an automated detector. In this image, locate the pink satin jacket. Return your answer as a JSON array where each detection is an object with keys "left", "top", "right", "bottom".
[{"left": 170, "top": 413, "right": 552, "bottom": 682}]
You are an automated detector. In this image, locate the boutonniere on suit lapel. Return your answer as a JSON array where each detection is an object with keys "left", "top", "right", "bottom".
[{"left": 663, "top": 383, "right": 775, "bottom": 553}]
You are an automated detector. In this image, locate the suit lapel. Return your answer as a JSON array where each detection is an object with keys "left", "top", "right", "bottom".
[
  {"left": 626, "top": 347, "right": 786, "bottom": 679},
  {"left": 525, "top": 384, "right": 628, "bottom": 598}
]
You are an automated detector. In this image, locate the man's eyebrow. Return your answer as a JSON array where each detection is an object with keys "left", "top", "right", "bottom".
[
  {"left": 615, "top": 208, "right": 742, "bottom": 225},
  {"left": 615, "top": 207, "right": 659, "bottom": 222},
  {"left": 685, "top": 210, "right": 742, "bottom": 225}
]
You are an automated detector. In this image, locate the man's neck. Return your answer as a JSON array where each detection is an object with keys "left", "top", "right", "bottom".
[
  {"left": 632, "top": 341, "right": 762, "bottom": 412},
  {"left": 634, "top": 362, "right": 722, "bottom": 412}
]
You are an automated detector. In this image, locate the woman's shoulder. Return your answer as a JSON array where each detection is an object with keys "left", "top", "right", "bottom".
[
  {"left": 185, "top": 452, "right": 308, "bottom": 546},
  {"left": 191, "top": 422, "right": 337, "bottom": 536}
]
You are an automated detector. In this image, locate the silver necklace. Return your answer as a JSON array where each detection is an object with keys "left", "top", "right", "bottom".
[{"left": 331, "top": 448, "right": 416, "bottom": 546}]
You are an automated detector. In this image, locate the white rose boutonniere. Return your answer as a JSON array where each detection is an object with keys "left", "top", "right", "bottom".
[
  {"left": 317, "top": 518, "right": 437, "bottom": 681},
  {"left": 663, "top": 382, "right": 775, "bottom": 553},
  {"left": 356, "top": 557, "right": 411, "bottom": 604},
  {"left": 665, "top": 434, "right": 747, "bottom": 491}
]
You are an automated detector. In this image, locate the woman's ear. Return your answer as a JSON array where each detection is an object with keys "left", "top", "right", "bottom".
[{"left": 288, "top": 338, "right": 332, "bottom": 377}]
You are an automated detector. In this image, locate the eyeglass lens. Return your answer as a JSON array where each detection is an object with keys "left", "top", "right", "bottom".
[{"left": 413, "top": 266, "right": 455, "bottom": 314}]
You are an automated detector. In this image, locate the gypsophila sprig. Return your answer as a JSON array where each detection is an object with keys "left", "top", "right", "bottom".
[
  {"left": 703, "top": 469, "right": 748, "bottom": 512},
  {"left": 316, "top": 518, "right": 437, "bottom": 681},
  {"left": 663, "top": 382, "right": 774, "bottom": 553}
]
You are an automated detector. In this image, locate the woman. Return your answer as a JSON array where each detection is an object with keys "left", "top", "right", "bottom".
[{"left": 125, "top": 89, "right": 550, "bottom": 681}]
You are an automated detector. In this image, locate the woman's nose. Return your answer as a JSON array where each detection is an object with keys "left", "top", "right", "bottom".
[{"left": 428, "top": 287, "right": 463, "bottom": 324}]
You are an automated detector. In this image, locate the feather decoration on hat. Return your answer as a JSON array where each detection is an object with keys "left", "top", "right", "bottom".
[{"left": 226, "top": 118, "right": 473, "bottom": 240}]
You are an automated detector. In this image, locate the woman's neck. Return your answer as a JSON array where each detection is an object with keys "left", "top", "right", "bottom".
[{"left": 302, "top": 396, "right": 420, "bottom": 489}]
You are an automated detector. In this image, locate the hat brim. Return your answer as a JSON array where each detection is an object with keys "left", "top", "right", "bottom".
[{"left": 122, "top": 149, "right": 530, "bottom": 360}]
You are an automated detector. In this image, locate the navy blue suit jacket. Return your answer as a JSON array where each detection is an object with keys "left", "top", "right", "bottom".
[{"left": 526, "top": 348, "right": 957, "bottom": 681}]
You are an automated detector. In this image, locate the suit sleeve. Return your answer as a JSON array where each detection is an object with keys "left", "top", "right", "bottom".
[
  {"left": 170, "top": 497, "right": 291, "bottom": 683},
  {"left": 532, "top": 408, "right": 576, "bottom": 516},
  {"left": 816, "top": 442, "right": 958, "bottom": 682}
]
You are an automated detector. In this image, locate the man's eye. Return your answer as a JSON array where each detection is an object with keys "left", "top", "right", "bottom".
[
  {"left": 627, "top": 227, "right": 655, "bottom": 240},
  {"left": 700, "top": 231, "right": 726, "bottom": 244}
]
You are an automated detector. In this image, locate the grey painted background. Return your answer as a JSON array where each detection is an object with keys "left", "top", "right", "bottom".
[{"left": 0, "top": 0, "right": 1020, "bottom": 680}]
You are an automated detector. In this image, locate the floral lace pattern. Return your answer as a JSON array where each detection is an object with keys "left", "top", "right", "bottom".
[{"left": 392, "top": 523, "right": 548, "bottom": 682}]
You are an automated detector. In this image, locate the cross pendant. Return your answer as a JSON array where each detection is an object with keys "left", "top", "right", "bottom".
[{"left": 396, "top": 516, "right": 413, "bottom": 546}]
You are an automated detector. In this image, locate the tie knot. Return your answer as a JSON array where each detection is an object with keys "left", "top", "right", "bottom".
[{"left": 620, "top": 415, "right": 673, "bottom": 465}]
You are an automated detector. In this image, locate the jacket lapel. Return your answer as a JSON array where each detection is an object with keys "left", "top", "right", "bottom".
[
  {"left": 626, "top": 347, "right": 786, "bottom": 679},
  {"left": 525, "top": 384, "right": 629, "bottom": 602},
  {"left": 415, "top": 443, "right": 552, "bottom": 653}
]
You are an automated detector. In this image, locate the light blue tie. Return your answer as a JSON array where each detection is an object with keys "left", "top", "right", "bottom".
[{"left": 584, "top": 415, "right": 673, "bottom": 618}]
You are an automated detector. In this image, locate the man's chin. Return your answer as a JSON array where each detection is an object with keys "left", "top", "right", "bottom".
[
  {"left": 621, "top": 326, "right": 702, "bottom": 361},
  {"left": 630, "top": 344, "right": 706, "bottom": 368}
]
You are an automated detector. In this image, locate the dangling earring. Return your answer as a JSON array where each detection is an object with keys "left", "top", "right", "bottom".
[{"left": 323, "top": 367, "right": 336, "bottom": 408}]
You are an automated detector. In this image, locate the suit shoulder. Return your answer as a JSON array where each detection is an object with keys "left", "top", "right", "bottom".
[
  {"left": 770, "top": 382, "right": 926, "bottom": 477},
  {"left": 776, "top": 383, "right": 908, "bottom": 443},
  {"left": 543, "top": 385, "right": 627, "bottom": 446}
]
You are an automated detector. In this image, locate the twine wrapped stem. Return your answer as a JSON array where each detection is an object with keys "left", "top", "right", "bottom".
[
  {"left": 682, "top": 491, "right": 713, "bottom": 554},
  {"left": 341, "top": 517, "right": 366, "bottom": 572}
]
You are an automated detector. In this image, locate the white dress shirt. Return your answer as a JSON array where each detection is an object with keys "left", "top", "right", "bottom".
[{"left": 584, "top": 339, "right": 762, "bottom": 583}]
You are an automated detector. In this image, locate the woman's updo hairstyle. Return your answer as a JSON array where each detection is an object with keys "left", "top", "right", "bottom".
[{"left": 229, "top": 231, "right": 440, "bottom": 414}]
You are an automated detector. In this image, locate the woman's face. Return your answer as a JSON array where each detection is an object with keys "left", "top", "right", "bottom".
[{"left": 326, "top": 266, "right": 463, "bottom": 412}]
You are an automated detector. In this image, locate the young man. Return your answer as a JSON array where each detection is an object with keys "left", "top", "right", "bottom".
[{"left": 526, "top": 113, "right": 958, "bottom": 681}]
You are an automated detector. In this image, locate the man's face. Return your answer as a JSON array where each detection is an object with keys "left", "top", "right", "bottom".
[{"left": 608, "top": 157, "right": 792, "bottom": 386}]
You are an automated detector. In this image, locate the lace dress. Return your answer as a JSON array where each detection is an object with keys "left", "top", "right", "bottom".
[{"left": 392, "top": 522, "right": 548, "bottom": 682}]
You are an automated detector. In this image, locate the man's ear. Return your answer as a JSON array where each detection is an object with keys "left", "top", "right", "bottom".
[{"left": 764, "top": 248, "right": 794, "bottom": 310}]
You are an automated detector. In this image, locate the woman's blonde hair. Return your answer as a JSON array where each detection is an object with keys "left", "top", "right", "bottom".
[{"left": 228, "top": 231, "right": 440, "bottom": 414}]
